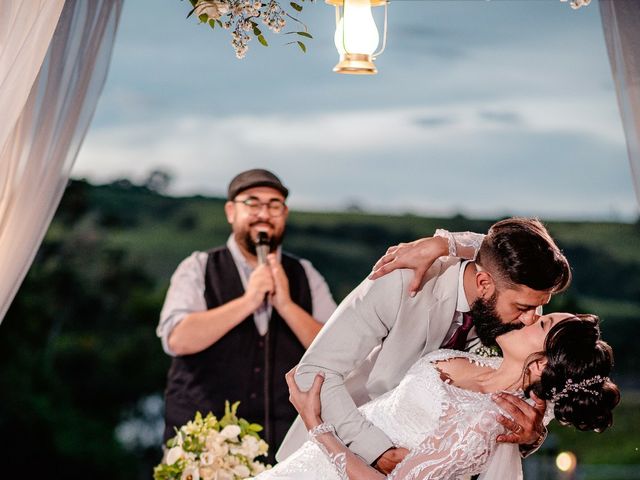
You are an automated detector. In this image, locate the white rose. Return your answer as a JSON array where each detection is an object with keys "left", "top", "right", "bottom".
[
  {"left": 233, "top": 464, "right": 251, "bottom": 478},
  {"left": 199, "top": 466, "right": 215, "bottom": 480},
  {"left": 241, "top": 435, "right": 260, "bottom": 458},
  {"left": 200, "top": 451, "right": 215, "bottom": 466},
  {"left": 216, "top": 470, "right": 234, "bottom": 480},
  {"left": 219, "top": 425, "right": 241, "bottom": 440},
  {"left": 205, "top": 430, "right": 222, "bottom": 449},
  {"left": 181, "top": 464, "right": 200, "bottom": 480},
  {"left": 166, "top": 446, "right": 184, "bottom": 465},
  {"left": 194, "top": 0, "right": 230, "bottom": 20},
  {"left": 258, "top": 439, "right": 269, "bottom": 456},
  {"left": 209, "top": 440, "right": 229, "bottom": 458}
]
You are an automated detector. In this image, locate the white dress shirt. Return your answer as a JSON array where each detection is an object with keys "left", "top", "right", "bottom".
[{"left": 157, "top": 235, "right": 337, "bottom": 356}]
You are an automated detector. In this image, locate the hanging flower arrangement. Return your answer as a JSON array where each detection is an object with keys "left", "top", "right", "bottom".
[{"left": 185, "top": 0, "right": 314, "bottom": 59}]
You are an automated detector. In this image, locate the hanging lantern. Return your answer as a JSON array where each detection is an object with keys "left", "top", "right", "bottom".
[{"left": 326, "top": 0, "right": 388, "bottom": 75}]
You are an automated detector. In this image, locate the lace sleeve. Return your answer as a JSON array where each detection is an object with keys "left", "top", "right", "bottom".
[
  {"left": 308, "top": 424, "right": 385, "bottom": 480},
  {"left": 387, "top": 404, "right": 516, "bottom": 480},
  {"left": 434, "top": 230, "right": 485, "bottom": 261}
]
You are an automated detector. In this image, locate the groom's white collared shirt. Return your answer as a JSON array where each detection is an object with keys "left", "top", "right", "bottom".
[{"left": 441, "top": 260, "right": 480, "bottom": 352}]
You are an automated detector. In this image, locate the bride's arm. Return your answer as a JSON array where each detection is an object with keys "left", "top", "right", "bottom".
[
  {"left": 369, "top": 230, "right": 485, "bottom": 295},
  {"left": 286, "top": 369, "right": 387, "bottom": 479}
]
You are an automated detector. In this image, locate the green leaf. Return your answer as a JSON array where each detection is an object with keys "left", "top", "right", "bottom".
[
  {"left": 198, "top": 13, "right": 208, "bottom": 23},
  {"left": 216, "top": 19, "right": 223, "bottom": 27},
  {"left": 253, "top": 25, "right": 262, "bottom": 36},
  {"left": 290, "top": 2, "right": 303, "bottom": 12},
  {"left": 297, "top": 31, "right": 312, "bottom": 38},
  {"left": 258, "top": 34, "right": 269, "bottom": 47},
  {"left": 209, "top": 19, "right": 216, "bottom": 29},
  {"left": 249, "top": 423, "right": 264, "bottom": 432},
  {"left": 297, "top": 41, "right": 306, "bottom": 53}
]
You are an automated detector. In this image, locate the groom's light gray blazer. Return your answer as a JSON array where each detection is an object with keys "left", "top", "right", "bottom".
[{"left": 277, "top": 257, "right": 464, "bottom": 464}]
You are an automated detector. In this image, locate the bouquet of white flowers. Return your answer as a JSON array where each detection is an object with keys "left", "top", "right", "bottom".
[{"left": 154, "top": 401, "right": 271, "bottom": 480}]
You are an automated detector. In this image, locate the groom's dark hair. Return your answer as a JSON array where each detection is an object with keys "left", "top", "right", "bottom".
[{"left": 476, "top": 217, "right": 571, "bottom": 293}]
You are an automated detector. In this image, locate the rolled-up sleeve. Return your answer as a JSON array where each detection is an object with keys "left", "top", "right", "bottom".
[{"left": 156, "top": 252, "right": 208, "bottom": 356}]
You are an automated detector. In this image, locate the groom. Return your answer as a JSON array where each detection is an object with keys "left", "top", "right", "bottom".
[{"left": 278, "top": 217, "right": 571, "bottom": 473}]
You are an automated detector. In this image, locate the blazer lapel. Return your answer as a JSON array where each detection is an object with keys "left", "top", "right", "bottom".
[{"left": 420, "top": 259, "right": 462, "bottom": 356}]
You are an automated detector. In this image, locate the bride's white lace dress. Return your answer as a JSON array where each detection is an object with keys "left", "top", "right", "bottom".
[{"left": 254, "top": 350, "right": 527, "bottom": 480}]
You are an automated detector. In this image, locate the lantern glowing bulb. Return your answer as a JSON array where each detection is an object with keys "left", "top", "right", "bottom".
[
  {"left": 328, "top": 0, "right": 385, "bottom": 75},
  {"left": 334, "top": 0, "right": 379, "bottom": 56}
]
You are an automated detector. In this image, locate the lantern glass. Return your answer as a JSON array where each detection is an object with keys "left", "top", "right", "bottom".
[{"left": 334, "top": 0, "right": 379, "bottom": 56}]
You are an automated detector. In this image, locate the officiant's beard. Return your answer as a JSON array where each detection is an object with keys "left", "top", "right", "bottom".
[
  {"left": 242, "top": 229, "right": 285, "bottom": 256},
  {"left": 471, "top": 293, "right": 524, "bottom": 347}
]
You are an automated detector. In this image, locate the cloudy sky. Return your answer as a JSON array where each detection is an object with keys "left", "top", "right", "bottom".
[{"left": 72, "top": 0, "right": 639, "bottom": 221}]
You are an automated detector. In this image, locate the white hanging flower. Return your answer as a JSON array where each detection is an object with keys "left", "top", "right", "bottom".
[
  {"left": 560, "top": 0, "right": 591, "bottom": 9},
  {"left": 166, "top": 446, "right": 185, "bottom": 465}
]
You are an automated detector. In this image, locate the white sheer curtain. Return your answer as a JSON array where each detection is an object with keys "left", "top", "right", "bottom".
[
  {"left": 0, "top": 0, "right": 123, "bottom": 323},
  {"left": 600, "top": 0, "right": 640, "bottom": 208}
]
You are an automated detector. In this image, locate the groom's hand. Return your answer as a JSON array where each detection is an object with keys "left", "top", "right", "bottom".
[
  {"left": 374, "top": 447, "right": 410, "bottom": 475},
  {"left": 493, "top": 391, "right": 546, "bottom": 446}
]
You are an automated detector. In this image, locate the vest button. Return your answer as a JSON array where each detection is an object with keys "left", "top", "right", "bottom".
[
  {"left": 254, "top": 367, "right": 262, "bottom": 373},
  {"left": 250, "top": 392, "right": 257, "bottom": 399},
  {"left": 257, "top": 340, "right": 264, "bottom": 348}
]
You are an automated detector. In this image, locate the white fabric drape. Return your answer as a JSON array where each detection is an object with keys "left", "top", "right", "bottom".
[
  {"left": 600, "top": 0, "right": 640, "bottom": 208},
  {"left": 0, "top": 0, "right": 123, "bottom": 323}
]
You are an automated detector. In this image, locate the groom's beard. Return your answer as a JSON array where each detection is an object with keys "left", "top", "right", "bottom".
[{"left": 471, "top": 293, "right": 524, "bottom": 347}]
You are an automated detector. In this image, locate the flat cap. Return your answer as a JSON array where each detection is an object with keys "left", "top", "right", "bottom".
[{"left": 227, "top": 168, "right": 289, "bottom": 200}]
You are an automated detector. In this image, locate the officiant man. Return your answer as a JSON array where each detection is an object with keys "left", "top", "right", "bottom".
[{"left": 157, "top": 168, "right": 336, "bottom": 460}]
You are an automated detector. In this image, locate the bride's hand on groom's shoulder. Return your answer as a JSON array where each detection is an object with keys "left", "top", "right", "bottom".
[
  {"left": 285, "top": 367, "right": 324, "bottom": 430},
  {"left": 369, "top": 237, "right": 449, "bottom": 297}
]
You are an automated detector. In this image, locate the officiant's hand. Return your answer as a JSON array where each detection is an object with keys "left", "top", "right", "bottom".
[
  {"left": 268, "top": 254, "right": 293, "bottom": 313},
  {"left": 244, "top": 263, "right": 274, "bottom": 310},
  {"left": 375, "top": 447, "right": 410, "bottom": 475},
  {"left": 369, "top": 237, "right": 449, "bottom": 297},
  {"left": 493, "top": 391, "right": 546, "bottom": 446},
  {"left": 285, "top": 367, "right": 323, "bottom": 430}
]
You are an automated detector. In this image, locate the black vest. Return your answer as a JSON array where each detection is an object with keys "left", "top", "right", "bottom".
[{"left": 163, "top": 247, "right": 312, "bottom": 460}]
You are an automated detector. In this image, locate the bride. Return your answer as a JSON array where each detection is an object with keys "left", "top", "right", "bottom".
[{"left": 253, "top": 313, "right": 619, "bottom": 479}]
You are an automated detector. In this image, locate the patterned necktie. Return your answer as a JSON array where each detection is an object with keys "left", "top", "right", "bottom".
[{"left": 443, "top": 312, "right": 474, "bottom": 351}]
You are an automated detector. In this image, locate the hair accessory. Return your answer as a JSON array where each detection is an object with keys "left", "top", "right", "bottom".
[{"left": 550, "top": 375, "right": 608, "bottom": 402}]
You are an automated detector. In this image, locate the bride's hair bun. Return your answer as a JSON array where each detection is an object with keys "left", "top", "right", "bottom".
[{"left": 528, "top": 314, "right": 621, "bottom": 432}]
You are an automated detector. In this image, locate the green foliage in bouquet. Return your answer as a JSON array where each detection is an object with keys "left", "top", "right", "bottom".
[{"left": 154, "top": 401, "right": 270, "bottom": 480}]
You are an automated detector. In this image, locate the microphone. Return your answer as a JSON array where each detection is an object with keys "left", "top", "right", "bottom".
[{"left": 255, "top": 231, "right": 270, "bottom": 266}]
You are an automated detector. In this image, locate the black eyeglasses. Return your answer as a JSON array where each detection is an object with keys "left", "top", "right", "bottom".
[{"left": 234, "top": 197, "right": 287, "bottom": 216}]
